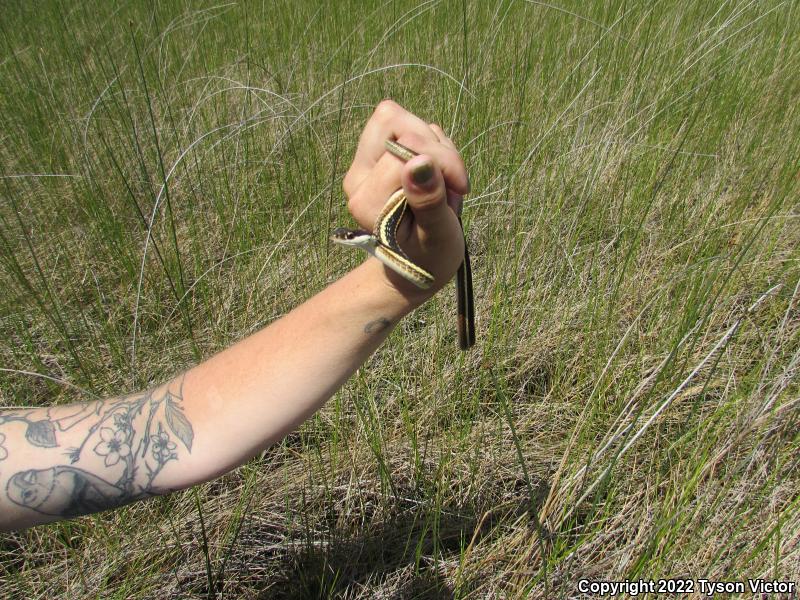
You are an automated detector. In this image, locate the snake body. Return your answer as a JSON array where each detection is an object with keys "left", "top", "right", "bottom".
[{"left": 332, "top": 139, "right": 475, "bottom": 349}]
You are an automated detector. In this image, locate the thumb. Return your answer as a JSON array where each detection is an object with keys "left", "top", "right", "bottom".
[{"left": 400, "top": 154, "right": 451, "bottom": 229}]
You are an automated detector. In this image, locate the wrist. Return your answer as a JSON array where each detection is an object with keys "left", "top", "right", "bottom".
[{"left": 353, "top": 258, "right": 432, "bottom": 317}]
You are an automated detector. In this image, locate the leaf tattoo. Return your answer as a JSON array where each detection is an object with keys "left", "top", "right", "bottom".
[
  {"left": 0, "top": 415, "right": 59, "bottom": 448},
  {"left": 164, "top": 394, "right": 193, "bottom": 452},
  {"left": 25, "top": 420, "right": 58, "bottom": 448}
]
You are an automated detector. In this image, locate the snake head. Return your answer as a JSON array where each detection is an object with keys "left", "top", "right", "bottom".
[
  {"left": 331, "top": 227, "right": 359, "bottom": 240},
  {"left": 331, "top": 228, "right": 376, "bottom": 249}
]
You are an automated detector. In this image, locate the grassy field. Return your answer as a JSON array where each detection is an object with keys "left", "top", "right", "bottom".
[{"left": 1, "top": 0, "right": 798, "bottom": 597}]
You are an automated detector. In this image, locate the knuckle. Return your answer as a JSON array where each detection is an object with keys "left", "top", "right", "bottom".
[
  {"left": 374, "top": 99, "right": 400, "bottom": 121},
  {"left": 347, "top": 185, "right": 370, "bottom": 214},
  {"left": 342, "top": 171, "right": 354, "bottom": 196},
  {"left": 408, "top": 173, "right": 446, "bottom": 208},
  {"left": 412, "top": 191, "right": 445, "bottom": 213},
  {"left": 445, "top": 148, "right": 468, "bottom": 174},
  {"left": 418, "top": 190, "right": 442, "bottom": 206},
  {"left": 347, "top": 197, "right": 362, "bottom": 221},
  {"left": 346, "top": 193, "right": 359, "bottom": 214}
]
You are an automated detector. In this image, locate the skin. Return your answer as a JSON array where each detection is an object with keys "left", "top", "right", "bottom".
[{"left": 0, "top": 100, "right": 469, "bottom": 532}]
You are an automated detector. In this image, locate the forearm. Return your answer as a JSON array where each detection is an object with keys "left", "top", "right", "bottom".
[
  {"left": 0, "top": 259, "right": 416, "bottom": 531},
  {"left": 174, "top": 258, "right": 416, "bottom": 483}
]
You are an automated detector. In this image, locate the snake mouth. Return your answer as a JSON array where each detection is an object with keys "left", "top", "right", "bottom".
[
  {"left": 331, "top": 228, "right": 372, "bottom": 241},
  {"left": 331, "top": 227, "right": 355, "bottom": 240}
]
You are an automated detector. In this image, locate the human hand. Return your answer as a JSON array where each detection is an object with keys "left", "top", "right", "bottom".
[{"left": 342, "top": 100, "right": 470, "bottom": 304}]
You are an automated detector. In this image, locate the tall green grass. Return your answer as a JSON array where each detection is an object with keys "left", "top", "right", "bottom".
[{"left": 1, "top": 0, "right": 798, "bottom": 597}]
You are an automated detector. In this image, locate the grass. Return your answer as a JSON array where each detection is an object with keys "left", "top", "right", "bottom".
[{"left": 1, "top": 0, "right": 798, "bottom": 597}]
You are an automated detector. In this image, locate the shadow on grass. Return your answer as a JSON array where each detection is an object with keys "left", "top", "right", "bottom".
[
  {"left": 235, "top": 497, "right": 498, "bottom": 599},
  {"left": 259, "top": 480, "right": 551, "bottom": 599},
  {"left": 174, "top": 463, "right": 554, "bottom": 598}
]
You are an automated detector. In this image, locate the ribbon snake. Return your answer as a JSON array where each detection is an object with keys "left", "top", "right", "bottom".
[{"left": 331, "top": 139, "right": 475, "bottom": 350}]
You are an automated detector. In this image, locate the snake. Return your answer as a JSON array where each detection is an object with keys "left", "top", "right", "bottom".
[{"left": 331, "top": 139, "right": 475, "bottom": 350}]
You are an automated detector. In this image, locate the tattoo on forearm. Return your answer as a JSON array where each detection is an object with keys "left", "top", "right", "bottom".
[
  {"left": 364, "top": 317, "right": 392, "bottom": 335},
  {"left": 0, "top": 411, "right": 61, "bottom": 449},
  {"left": 2, "top": 374, "right": 194, "bottom": 519},
  {"left": 7, "top": 465, "right": 128, "bottom": 517}
]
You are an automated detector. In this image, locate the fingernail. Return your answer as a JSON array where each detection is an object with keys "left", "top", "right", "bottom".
[{"left": 411, "top": 160, "right": 435, "bottom": 187}]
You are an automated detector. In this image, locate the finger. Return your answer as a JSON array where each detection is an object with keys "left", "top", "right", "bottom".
[
  {"left": 428, "top": 123, "right": 458, "bottom": 152},
  {"left": 348, "top": 144, "right": 465, "bottom": 230},
  {"left": 344, "top": 100, "right": 439, "bottom": 196},
  {"left": 446, "top": 189, "right": 464, "bottom": 217},
  {"left": 347, "top": 150, "right": 405, "bottom": 229},
  {"left": 428, "top": 123, "right": 445, "bottom": 143},
  {"left": 400, "top": 154, "right": 451, "bottom": 229},
  {"left": 429, "top": 124, "right": 470, "bottom": 195},
  {"left": 391, "top": 132, "right": 469, "bottom": 196},
  {"left": 357, "top": 100, "right": 438, "bottom": 159}
]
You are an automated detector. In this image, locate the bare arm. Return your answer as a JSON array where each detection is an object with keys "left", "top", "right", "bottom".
[
  {"left": 0, "top": 259, "right": 415, "bottom": 531},
  {"left": 0, "top": 101, "right": 469, "bottom": 532}
]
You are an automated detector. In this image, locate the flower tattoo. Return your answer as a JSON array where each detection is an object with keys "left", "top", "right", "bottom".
[
  {"left": 151, "top": 429, "right": 177, "bottom": 463},
  {"left": 94, "top": 428, "right": 132, "bottom": 467}
]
